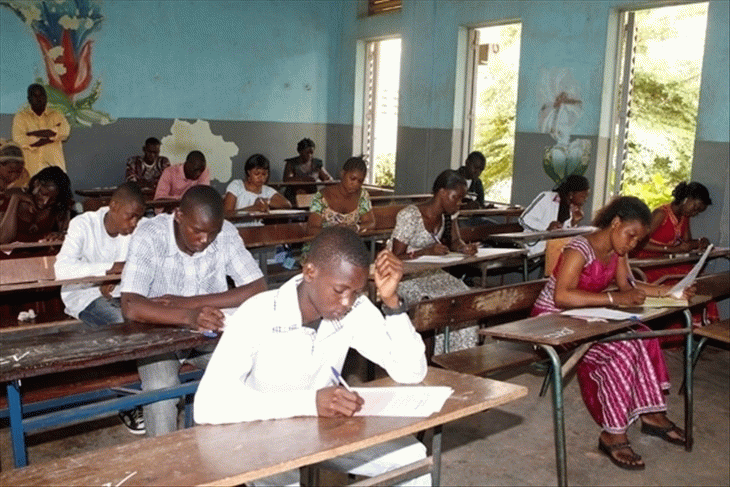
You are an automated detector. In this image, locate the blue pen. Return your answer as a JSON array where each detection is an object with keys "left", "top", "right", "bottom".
[{"left": 330, "top": 366, "right": 354, "bottom": 392}]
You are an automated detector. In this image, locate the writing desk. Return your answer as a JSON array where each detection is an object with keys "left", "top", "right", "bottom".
[
  {"left": 402, "top": 248, "right": 526, "bottom": 285},
  {"left": 369, "top": 193, "right": 432, "bottom": 206},
  {"left": 458, "top": 206, "right": 523, "bottom": 220},
  {"left": 487, "top": 226, "right": 595, "bottom": 244},
  {"left": 0, "top": 240, "right": 63, "bottom": 253},
  {"left": 480, "top": 272, "right": 729, "bottom": 486},
  {"left": 75, "top": 187, "right": 154, "bottom": 199},
  {"left": 629, "top": 247, "right": 730, "bottom": 280},
  {"left": 0, "top": 367, "right": 527, "bottom": 486},
  {"left": 226, "top": 208, "right": 309, "bottom": 224},
  {"left": 1, "top": 321, "right": 215, "bottom": 468},
  {"left": 0, "top": 255, "right": 120, "bottom": 293}
]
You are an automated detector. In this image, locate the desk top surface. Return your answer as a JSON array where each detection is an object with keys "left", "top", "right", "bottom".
[
  {"left": 0, "top": 367, "right": 526, "bottom": 487},
  {"left": 488, "top": 226, "right": 595, "bottom": 243},
  {"left": 0, "top": 322, "right": 212, "bottom": 382},
  {"left": 629, "top": 247, "right": 730, "bottom": 268},
  {"left": 401, "top": 248, "right": 526, "bottom": 275}
]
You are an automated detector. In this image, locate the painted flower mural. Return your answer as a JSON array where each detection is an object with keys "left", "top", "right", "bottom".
[{"left": 1, "top": 0, "right": 113, "bottom": 126}]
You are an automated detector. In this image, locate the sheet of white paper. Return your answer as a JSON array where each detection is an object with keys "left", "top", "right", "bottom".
[
  {"left": 562, "top": 308, "right": 639, "bottom": 321},
  {"left": 667, "top": 244, "right": 713, "bottom": 298},
  {"left": 474, "top": 247, "right": 520, "bottom": 258},
  {"left": 267, "top": 209, "right": 307, "bottom": 214},
  {"left": 352, "top": 386, "right": 454, "bottom": 417},
  {"left": 409, "top": 254, "right": 464, "bottom": 264}
]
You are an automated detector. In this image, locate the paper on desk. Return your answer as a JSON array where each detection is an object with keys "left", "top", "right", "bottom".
[
  {"left": 352, "top": 386, "right": 453, "bottom": 417},
  {"left": 409, "top": 253, "right": 464, "bottom": 264},
  {"left": 562, "top": 308, "right": 639, "bottom": 321},
  {"left": 667, "top": 244, "right": 713, "bottom": 298}
]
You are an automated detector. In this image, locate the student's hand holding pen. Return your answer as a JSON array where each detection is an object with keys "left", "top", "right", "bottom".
[
  {"left": 186, "top": 306, "right": 226, "bottom": 332},
  {"left": 316, "top": 386, "right": 364, "bottom": 417},
  {"left": 458, "top": 242, "right": 478, "bottom": 256},
  {"left": 253, "top": 197, "right": 270, "bottom": 212}
]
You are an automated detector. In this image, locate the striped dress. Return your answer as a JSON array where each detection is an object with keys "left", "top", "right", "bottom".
[{"left": 533, "top": 236, "right": 670, "bottom": 434}]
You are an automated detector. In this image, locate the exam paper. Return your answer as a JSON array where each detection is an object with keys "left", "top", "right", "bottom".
[
  {"left": 667, "top": 244, "right": 713, "bottom": 298},
  {"left": 562, "top": 308, "right": 639, "bottom": 321},
  {"left": 409, "top": 254, "right": 464, "bottom": 264},
  {"left": 352, "top": 386, "right": 454, "bottom": 417}
]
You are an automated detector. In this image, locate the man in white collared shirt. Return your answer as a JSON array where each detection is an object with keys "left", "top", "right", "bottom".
[
  {"left": 120, "top": 185, "right": 266, "bottom": 438},
  {"left": 54, "top": 182, "right": 145, "bottom": 326},
  {"left": 195, "top": 227, "right": 429, "bottom": 486}
]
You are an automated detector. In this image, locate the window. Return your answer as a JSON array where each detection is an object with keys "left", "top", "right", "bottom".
[
  {"left": 360, "top": 38, "right": 401, "bottom": 187},
  {"left": 462, "top": 23, "right": 521, "bottom": 203},
  {"left": 605, "top": 3, "right": 708, "bottom": 207}
]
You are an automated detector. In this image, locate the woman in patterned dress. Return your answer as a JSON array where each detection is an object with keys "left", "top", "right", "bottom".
[
  {"left": 533, "top": 196, "right": 689, "bottom": 470},
  {"left": 389, "top": 169, "right": 478, "bottom": 355},
  {"left": 307, "top": 156, "right": 375, "bottom": 235}
]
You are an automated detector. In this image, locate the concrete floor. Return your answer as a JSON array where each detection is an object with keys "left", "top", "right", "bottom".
[{"left": 2, "top": 347, "right": 728, "bottom": 486}]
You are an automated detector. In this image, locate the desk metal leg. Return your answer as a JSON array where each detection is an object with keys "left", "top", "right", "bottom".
[
  {"left": 7, "top": 380, "right": 28, "bottom": 468},
  {"left": 538, "top": 345, "right": 567, "bottom": 487},
  {"left": 683, "top": 309, "right": 694, "bottom": 451},
  {"left": 432, "top": 425, "right": 442, "bottom": 487}
]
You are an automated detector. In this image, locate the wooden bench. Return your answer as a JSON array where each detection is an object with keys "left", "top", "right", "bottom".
[
  {"left": 410, "top": 279, "right": 547, "bottom": 377},
  {"left": 690, "top": 318, "right": 730, "bottom": 377}
]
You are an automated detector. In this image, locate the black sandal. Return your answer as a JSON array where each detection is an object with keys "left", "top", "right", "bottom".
[
  {"left": 641, "top": 420, "right": 686, "bottom": 446},
  {"left": 598, "top": 439, "right": 646, "bottom": 470}
]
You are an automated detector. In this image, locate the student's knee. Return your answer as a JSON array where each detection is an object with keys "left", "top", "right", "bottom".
[{"left": 138, "top": 354, "right": 181, "bottom": 390}]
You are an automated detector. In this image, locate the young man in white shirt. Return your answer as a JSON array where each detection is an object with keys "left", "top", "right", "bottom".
[
  {"left": 54, "top": 182, "right": 145, "bottom": 327},
  {"left": 195, "top": 226, "right": 429, "bottom": 486},
  {"left": 120, "top": 185, "right": 266, "bottom": 438}
]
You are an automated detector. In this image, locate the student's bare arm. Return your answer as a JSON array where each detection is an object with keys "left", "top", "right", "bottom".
[
  {"left": 160, "top": 277, "right": 267, "bottom": 310},
  {"left": 121, "top": 292, "right": 225, "bottom": 331}
]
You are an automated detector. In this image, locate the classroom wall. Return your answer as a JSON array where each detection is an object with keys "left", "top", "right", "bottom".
[{"left": 0, "top": 0, "right": 344, "bottom": 192}]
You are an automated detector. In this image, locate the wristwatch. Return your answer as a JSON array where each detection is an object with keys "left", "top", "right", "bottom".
[{"left": 382, "top": 297, "right": 407, "bottom": 316}]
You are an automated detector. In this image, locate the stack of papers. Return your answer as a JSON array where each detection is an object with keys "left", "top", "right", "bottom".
[{"left": 352, "top": 386, "right": 453, "bottom": 417}]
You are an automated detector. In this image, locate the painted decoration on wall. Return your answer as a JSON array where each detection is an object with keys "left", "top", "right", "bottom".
[
  {"left": 538, "top": 67, "right": 590, "bottom": 185},
  {"left": 1, "top": 0, "right": 113, "bottom": 126},
  {"left": 160, "top": 120, "right": 239, "bottom": 184}
]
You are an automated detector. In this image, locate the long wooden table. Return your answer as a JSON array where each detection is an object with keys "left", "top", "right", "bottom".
[
  {"left": 0, "top": 321, "right": 215, "bottom": 468},
  {"left": 480, "top": 272, "right": 729, "bottom": 486},
  {"left": 629, "top": 247, "right": 730, "bottom": 280},
  {"left": 0, "top": 367, "right": 527, "bottom": 486},
  {"left": 487, "top": 226, "right": 595, "bottom": 244}
]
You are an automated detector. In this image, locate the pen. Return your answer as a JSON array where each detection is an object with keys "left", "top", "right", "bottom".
[{"left": 330, "top": 366, "right": 353, "bottom": 392}]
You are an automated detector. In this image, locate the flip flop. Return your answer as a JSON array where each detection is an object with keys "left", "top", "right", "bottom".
[
  {"left": 641, "top": 420, "right": 686, "bottom": 446},
  {"left": 598, "top": 439, "right": 645, "bottom": 471}
]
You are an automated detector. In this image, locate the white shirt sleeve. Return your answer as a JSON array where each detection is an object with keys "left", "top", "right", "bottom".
[
  {"left": 194, "top": 304, "right": 318, "bottom": 424},
  {"left": 349, "top": 299, "right": 427, "bottom": 385},
  {"left": 54, "top": 213, "right": 114, "bottom": 279},
  {"left": 519, "top": 191, "right": 560, "bottom": 232}
]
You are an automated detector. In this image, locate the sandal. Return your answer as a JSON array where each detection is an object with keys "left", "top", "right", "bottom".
[
  {"left": 598, "top": 439, "right": 645, "bottom": 470},
  {"left": 641, "top": 420, "right": 686, "bottom": 446}
]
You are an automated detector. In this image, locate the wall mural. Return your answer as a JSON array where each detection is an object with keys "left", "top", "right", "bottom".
[
  {"left": 1, "top": 0, "right": 113, "bottom": 126},
  {"left": 161, "top": 119, "right": 239, "bottom": 184},
  {"left": 538, "top": 67, "right": 590, "bottom": 185}
]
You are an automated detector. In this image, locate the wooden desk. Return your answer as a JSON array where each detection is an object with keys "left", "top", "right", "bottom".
[
  {"left": 369, "top": 193, "right": 432, "bottom": 206},
  {"left": 402, "top": 248, "right": 526, "bottom": 284},
  {"left": 226, "top": 208, "right": 309, "bottom": 224},
  {"left": 268, "top": 180, "right": 339, "bottom": 190},
  {"left": 458, "top": 207, "right": 523, "bottom": 219},
  {"left": 0, "top": 368, "right": 527, "bottom": 486},
  {"left": 1, "top": 321, "right": 215, "bottom": 468},
  {"left": 479, "top": 272, "right": 730, "bottom": 486},
  {"left": 629, "top": 247, "right": 730, "bottom": 281},
  {"left": 0, "top": 255, "right": 121, "bottom": 293},
  {"left": 487, "top": 226, "right": 595, "bottom": 244},
  {"left": 0, "top": 240, "right": 63, "bottom": 253}
]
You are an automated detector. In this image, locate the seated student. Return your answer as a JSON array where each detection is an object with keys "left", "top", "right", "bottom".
[
  {"left": 125, "top": 137, "right": 170, "bottom": 191},
  {"left": 388, "top": 169, "right": 478, "bottom": 355},
  {"left": 533, "top": 196, "right": 689, "bottom": 471},
  {"left": 0, "top": 139, "right": 31, "bottom": 244},
  {"left": 632, "top": 181, "right": 712, "bottom": 282},
  {"left": 223, "top": 153, "right": 290, "bottom": 220},
  {"left": 54, "top": 182, "right": 145, "bottom": 327},
  {"left": 519, "top": 174, "right": 590, "bottom": 255},
  {"left": 457, "top": 151, "right": 486, "bottom": 209},
  {"left": 12, "top": 166, "right": 73, "bottom": 243},
  {"left": 120, "top": 185, "right": 266, "bottom": 437},
  {"left": 153, "top": 150, "right": 210, "bottom": 201},
  {"left": 195, "top": 227, "right": 429, "bottom": 486},
  {"left": 283, "top": 138, "right": 332, "bottom": 203},
  {"left": 307, "top": 156, "right": 375, "bottom": 235}
]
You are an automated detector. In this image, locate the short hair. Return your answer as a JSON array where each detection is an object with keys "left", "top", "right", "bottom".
[
  {"left": 111, "top": 182, "right": 145, "bottom": 207},
  {"left": 244, "top": 154, "right": 270, "bottom": 176},
  {"left": 27, "top": 83, "right": 45, "bottom": 98},
  {"left": 185, "top": 150, "right": 206, "bottom": 165},
  {"left": 672, "top": 181, "right": 712, "bottom": 206},
  {"left": 28, "top": 166, "right": 73, "bottom": 215},
  {"left": 465, "top": 151, "right": 486, "bottom": 169},
  {"left": 342, "top": 156, "right": 367, "bottom": 175},
  {"left": 297, "top": 138, "right": 315, "bottom": 153},
  {"left": 432, "top": 169, "right": 467, "bottom": 194},
  {"left": 144, "top": 137, "right": 161, "bottom": 147},
  {"left": 307, "top": 226, "right": 370, "bottom": 270},
  {"left": 593, "top": 196, "right": 651, "bottom": 229},
  {"left": 556, "top": 174, "right": 589, "bottom": 195},
  {"left": 179, "top": 185, "right": 223, "bottom": 221}
]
